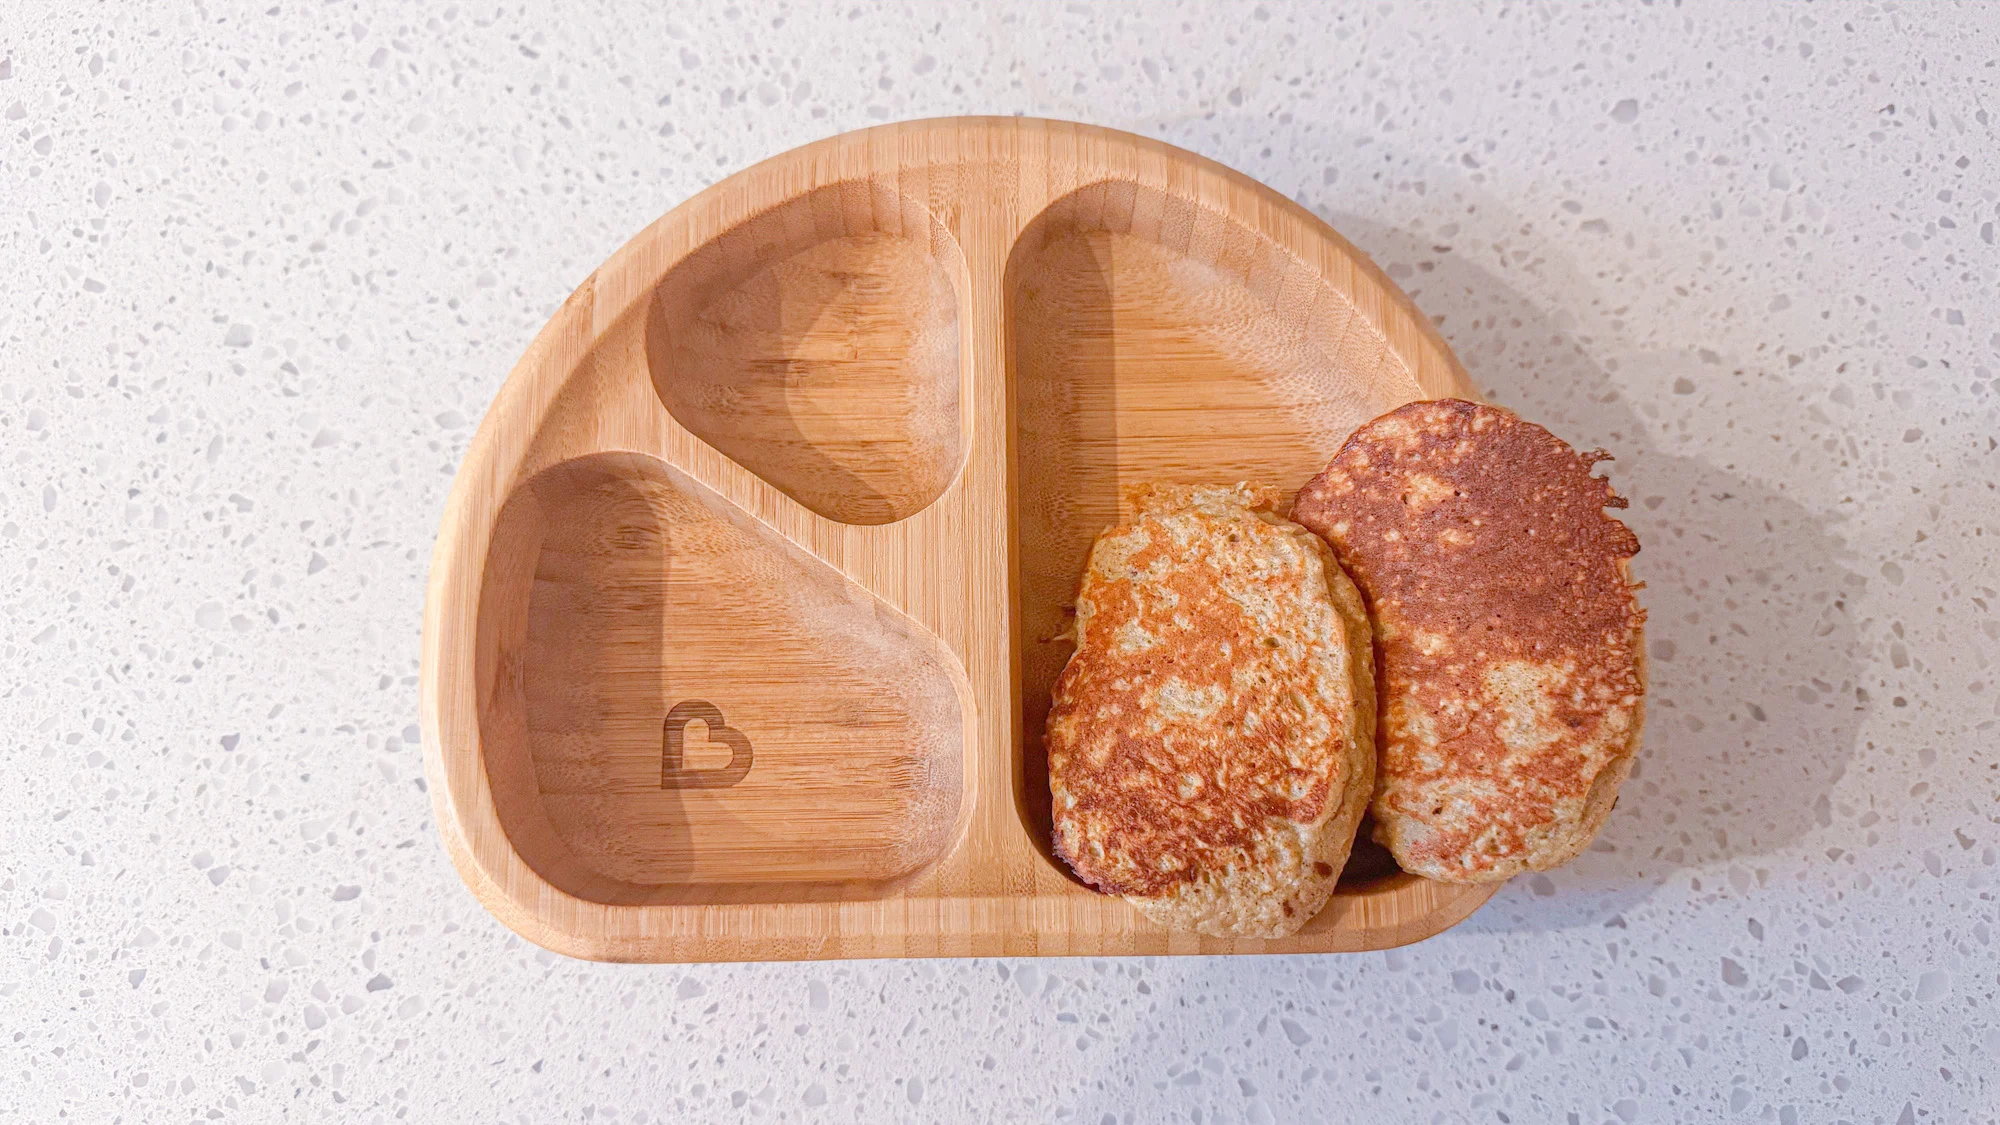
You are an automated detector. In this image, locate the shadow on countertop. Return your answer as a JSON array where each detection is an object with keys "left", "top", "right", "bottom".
[
  {"left": 1320, "top": 203, "right": 1867, "bottom": 935},
  {"left": 1134, "top": 109, "right": 1872, "bottom": 935}
]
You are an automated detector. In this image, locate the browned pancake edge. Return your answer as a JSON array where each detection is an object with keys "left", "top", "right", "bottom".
[
  {"left": 1047, "top": 483, "right": 1375, "bottom": 937},
  {"left": 1294, "top": 399, "right": 1645, "bottom": 883}
]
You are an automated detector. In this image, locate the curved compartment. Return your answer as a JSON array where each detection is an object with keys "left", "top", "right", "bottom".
[
  {"left": 475, "top": 452, "right": 966, "bottom": 906},
  {"left": 428, "top": 119, "right": 1502, "bottom": 960},
  {"left": 1006, "top": 179, "right": 1421, "bottom": 881},
  {"left": 646, "top": 181, "right": 966, "bottom": 526}
]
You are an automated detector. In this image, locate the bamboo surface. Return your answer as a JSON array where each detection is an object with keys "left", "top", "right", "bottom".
[{"left": 421, "top": 118, "right": 1499, "bottom": 962}]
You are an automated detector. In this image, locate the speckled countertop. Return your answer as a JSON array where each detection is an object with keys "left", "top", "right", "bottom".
[{"left": 3, "top": 1, "right": 1996, "bottom": 1121}]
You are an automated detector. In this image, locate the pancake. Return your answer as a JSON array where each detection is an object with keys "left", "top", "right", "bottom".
[
  {"left": 1047, "top": 483, "right": 1376, "bottom": 938},
  {"left": 1294, "top": 399, "right": 1645, "bottom": 883}
]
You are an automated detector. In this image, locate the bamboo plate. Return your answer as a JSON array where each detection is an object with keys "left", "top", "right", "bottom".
[{"left": 421, "top": 117, "right": 1501, "bottom": 962}]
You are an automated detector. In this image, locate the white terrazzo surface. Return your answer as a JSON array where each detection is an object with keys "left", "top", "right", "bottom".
[{"left": 3, "top": 1, "right": 1998, "bottom": 1121}]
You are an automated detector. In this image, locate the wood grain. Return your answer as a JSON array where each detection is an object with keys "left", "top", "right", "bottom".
[{"left": 422, "top": 117, "right": 1499, "bottom": 962}]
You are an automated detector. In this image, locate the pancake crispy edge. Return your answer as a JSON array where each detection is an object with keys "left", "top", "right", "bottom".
[
  {"left": 1294, "top": 399, "right": 1646, "bottom": 883},
  {"left": 1047, "top": 483, "right": 1376, "bottom": 938}
]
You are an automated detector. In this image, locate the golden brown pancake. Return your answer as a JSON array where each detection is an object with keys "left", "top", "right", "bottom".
[
  {"left": 1047, "top": 484, "right": 1375, "bottom": 937},
  {"left": 1294, "top": 399, "right": 1645, "bottom": 883}
]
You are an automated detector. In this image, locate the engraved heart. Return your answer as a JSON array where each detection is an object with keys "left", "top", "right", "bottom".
[{"left": 661, "top": 700, "right": 753, "bottom": 789}]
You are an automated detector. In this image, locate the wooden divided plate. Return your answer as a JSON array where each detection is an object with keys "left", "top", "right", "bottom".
[{"left": 421, "top": 118, "right": 1501, "bottom": 962}]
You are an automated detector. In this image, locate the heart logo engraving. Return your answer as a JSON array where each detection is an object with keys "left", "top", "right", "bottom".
[{"left": 661, "top": 700, "right": 753, "bottom": 789}]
